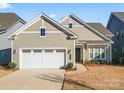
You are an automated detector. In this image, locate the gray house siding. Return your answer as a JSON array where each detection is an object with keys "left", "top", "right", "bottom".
[
  {"left": 0, "top": 48, "right": 11, "bottom": 64},
  {"left": 0, "top": 20, "right": 25, "bottom": 65},
  {"left": 107, "top": 13, "right": 124, "bottom": 62}
]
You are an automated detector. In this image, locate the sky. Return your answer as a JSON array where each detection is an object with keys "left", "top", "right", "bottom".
[{"left": 0, "top": 3, "right": 124, "bottom": 26}]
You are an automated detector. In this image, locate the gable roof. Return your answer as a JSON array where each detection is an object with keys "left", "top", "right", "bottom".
[
  {"left": 59, "top": 13, "right": 113, "bottom": 43},
  {"left": 8, "top": 13, "right": 77, "bottom": 39},
  {"left": 0, "top": 13, "right": 25, "bottom": 32},
  {"left": 112, "top": 12, "right": 124, "bottom": 22},
  {"left": 87, "top": 23, "right": 113, "bottom": 37}
]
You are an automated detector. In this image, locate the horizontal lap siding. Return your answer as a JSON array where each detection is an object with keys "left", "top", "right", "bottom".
[{"left": 13, "top": 33, "right": 74, "bottom": 67}]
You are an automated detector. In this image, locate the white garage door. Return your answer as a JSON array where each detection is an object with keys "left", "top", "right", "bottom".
[{"left": 20, "top": 49, "right": 66, "bottom": 69}]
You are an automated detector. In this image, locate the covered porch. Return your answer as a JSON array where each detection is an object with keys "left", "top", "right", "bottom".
[{"left": 75, "top": 41, "right": 112, "bottom": 64}]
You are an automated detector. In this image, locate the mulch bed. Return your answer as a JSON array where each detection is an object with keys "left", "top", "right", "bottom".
[
  {"left": 0, "top": 65, "right": 17, "bottom": 78},
  {"left": 0, "top": 65, "right": 17, "bottom": 73},
  {"left": 84, "top": 64, "right": 111, "bottom": 67}
]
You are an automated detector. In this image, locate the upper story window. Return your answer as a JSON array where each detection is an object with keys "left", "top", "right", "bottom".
[
  {"left": 68, "top": 22, "right": 72, "bottom": 28},
  {"left": 40, "top": 27, "right": 46, "bottom": 37}
]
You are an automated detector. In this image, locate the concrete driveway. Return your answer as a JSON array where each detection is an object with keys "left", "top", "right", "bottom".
[{"left": 0, "top": 69, "right": 65, "bottom": 90}]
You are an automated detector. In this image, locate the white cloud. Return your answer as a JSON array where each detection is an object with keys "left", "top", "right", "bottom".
[
  {"left": 49, "top": 14, "right": 56, "bottom": 18},
  {"left": 0, "top": 3, "right": 13, "bottom": 9}
]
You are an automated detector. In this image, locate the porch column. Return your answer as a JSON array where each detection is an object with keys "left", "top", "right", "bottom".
[
  {"left": 9, "top": 36, "right": 15, "bottom": 63},
  {"left": 11, "top": 40, "right": 13, "bottom": 62},
  {"left": 83, "top": 44, "right": 88, "bottom": 63},
  {"left": 73, "top": 40, "right": 76, "bottom": 67}
]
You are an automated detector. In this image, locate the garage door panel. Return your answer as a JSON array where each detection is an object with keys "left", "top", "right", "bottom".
[
  {"left": 20, "top": 49, "right": 66, "bottom": 69},
  {"left": 43, "top": 52, "right": 65, "bottom": 68},
  {"left": 21, "top": 51, "right": 43, "bottom": 69},
  {"left": 53, "top": 53, "right": 65, "bottom": 68}
]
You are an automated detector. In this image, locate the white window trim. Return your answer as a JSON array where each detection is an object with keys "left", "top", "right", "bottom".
[
  {"left": 40, "top": 26, "right": 46, "bottom": 38},
  {"left": 94, "top": 48, "right": 100, "bottom": 59},
  {"left": 89, "top": 47, "right": 106, "bottom": 60},
  {"left": 100, "top": 47, "right": 106, "bottom": 59},
  {"left": 89, "top": 48, "right": 93, "bottom": 59},
  {"left": 68, "top": 22, "right": 73, "bottom": 29}
]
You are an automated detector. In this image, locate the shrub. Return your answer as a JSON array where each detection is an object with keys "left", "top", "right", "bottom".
[
  {"left": 66, "top": 63, "right": 73, "bottom": 69},
  {"left": 106, "top": 61, "right": 113, "bottom": 65},
  {"left": 100, "top": 60, "right": 107, "bottom": 64},
  {"left": 112, "top": 56, "right": 119, "bottom": 64},
  {"left": 95, "top": 61, "right": 100, "bottom": 64},
  {"left": 119, "top": 57, "right": 124, "bottom": 64},
  {"left": 8, "top": 63, "right": 17, "bottom": 69},
  {"left": 84, "top": 60, "right": 94, "bottom": 64}
]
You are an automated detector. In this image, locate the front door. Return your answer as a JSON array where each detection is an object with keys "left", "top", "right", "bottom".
[{"left": 76, "top": 48, "right": 81, "bottom": 62}]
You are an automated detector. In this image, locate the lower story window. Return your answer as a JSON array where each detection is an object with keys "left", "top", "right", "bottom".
[
  {"left": 101, "top": 48, "right": 105, "bottom": 58},
  {"left": 95, "top": 48, "right": 100, "bottom": 58},
  {"left": 89, "top": 48, "right": 93, "bottom": 58},
  {"left": 89, "top": 47, "right": 106, "bottom": 59}
]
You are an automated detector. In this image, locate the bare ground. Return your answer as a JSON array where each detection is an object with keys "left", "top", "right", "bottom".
[{"left": 63, "top": 64, "right": 124, "bottom": 90}]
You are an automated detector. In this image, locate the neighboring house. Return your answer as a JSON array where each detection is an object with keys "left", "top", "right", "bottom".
[
  {"left": 59, "top": 14, "right": 113, "bottom": 64},
  {"left": 2, "top": 13, "right": 113, "bottom": 69},
  {"left": 0, "top": 13, "right": 26, "bottom": 64},
  {"left": 107, "top": 12, "right": 124, "bottom": 63}
]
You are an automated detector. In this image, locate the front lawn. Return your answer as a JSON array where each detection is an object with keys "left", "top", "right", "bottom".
[{"left": 63, "top": 64, "right": 124, "bottom": 90}]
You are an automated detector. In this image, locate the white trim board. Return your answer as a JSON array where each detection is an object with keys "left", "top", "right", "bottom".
[{"left": 21, "top": 31, "right": 63, "bottom": 33}]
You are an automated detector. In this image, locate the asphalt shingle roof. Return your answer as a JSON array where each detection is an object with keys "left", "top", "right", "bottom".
[
  {"left": 0, "top": 13, "right": 25, "bottom": 32},
  {"left": 87, "top": 23, "right": 113, "bottom": 36},
  {"left": 112, "top": 12, "right": 124, "bottom": 22}
]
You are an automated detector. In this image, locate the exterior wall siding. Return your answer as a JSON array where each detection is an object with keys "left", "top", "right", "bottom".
[
  {"left": 107, "top": 14, "right": 124, "bottom": 62},
  {"left": 61, "top": 17, "right": 105, "bottom": 41},
  {"left": 0, "top": 22, "right": 25, "bottom": 64},
  {"left": 0, "top": 22, "right": 24, "bottom": 49},
  {"left": 13, "top": 18, "right": 75, "bottom": 68}
]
